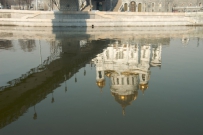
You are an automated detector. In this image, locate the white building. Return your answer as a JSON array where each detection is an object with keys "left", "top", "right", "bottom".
[{"left": 93, "top": 40, "right": 162, "bottom": 115}]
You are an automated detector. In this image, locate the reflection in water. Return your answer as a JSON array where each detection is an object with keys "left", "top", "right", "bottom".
[
  {"left": 18, "top": 39, "right": 36, "bottom": 52},
  {"left": 93, "top": 40, "right": 163, "bottom": 115},
  {"left": 0, "top": 40, "right": 62, "bottom": 91},
  {"left": 0, "top": 27, "right": 202, "bottom": 134},
  {"left": 0, "top": 37, "right": 107, "bottom": 129},
  {"left": 33, "top": 105, "right": 37, "bottom": 120},
  {"left": 51, "top": 92, "right": 55, "bottom": 103},
  {"left": 0, "top": 40, "right": 13, "bottom": 50}
]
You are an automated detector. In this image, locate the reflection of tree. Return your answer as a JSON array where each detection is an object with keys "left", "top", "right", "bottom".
[
  {"left": 18, "top": 39, "right": 36, "bottom": 52},
  {"left": 0, "top": 40, "right": 13, "bottom": 50},
  {"left": 33, "top": 105, "right": 37, "bottom": 120},
  {"left": 51, "top": 92, "right": 54, "bottom": 103}
]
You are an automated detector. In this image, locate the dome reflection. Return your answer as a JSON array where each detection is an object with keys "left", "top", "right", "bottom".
[{"left": 93, "top": 40, "right": 162, "bottom": 115}]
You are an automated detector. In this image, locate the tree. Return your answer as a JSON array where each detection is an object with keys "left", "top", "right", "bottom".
[{"left": 25, "top": 0, "right": 32, "bottom": 9}]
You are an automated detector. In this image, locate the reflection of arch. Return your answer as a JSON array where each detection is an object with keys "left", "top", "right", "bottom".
[
  {"left": 124, "top": 3, "right": 128, "bottom": 11},
  {"left": 138, "top": 3, "right": 142, "bottom": 12},
  {"left": 130, "top": 1, "right": 136, "bottom": 12}
]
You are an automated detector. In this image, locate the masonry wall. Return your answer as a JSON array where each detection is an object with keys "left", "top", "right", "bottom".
[{"left": 0, "top": 10, "right": 203, "bottom": 27}]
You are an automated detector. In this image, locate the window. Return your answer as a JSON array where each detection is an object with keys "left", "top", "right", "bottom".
[
  {"left": 124, "top": 3, "right": 128, "bottom": 11},
  {"left": 152, "top": 3, "right": 155, "bottom": 8},
  {"left": 132, "top": 77, "right": 134, "bottom": 85}
]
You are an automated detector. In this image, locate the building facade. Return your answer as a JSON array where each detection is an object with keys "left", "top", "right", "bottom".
[
  {"left": 58, "top": 0, "right": 203, "bottom": 12},
  {"left": 115, "top": 0, "right": 203, "bottom": 12},
  {"left": 2, "top": 0, "right": 202, "bottom": 12}
]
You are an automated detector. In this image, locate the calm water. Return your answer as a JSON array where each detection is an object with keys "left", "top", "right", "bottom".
[{"left": 0, "top": 27, "right": 203, "bottom": 135}]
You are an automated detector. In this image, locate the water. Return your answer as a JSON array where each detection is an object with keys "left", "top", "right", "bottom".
[{"left": 0, "top": 26, "right": 203, "bottom": 135}]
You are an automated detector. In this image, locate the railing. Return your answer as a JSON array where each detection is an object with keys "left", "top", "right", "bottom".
[
  {"left": 172, "top": 6, "right": 203, "bottom": 12},
  {"left": 0, "top": 44, "right": 62, "bottom": 91}
]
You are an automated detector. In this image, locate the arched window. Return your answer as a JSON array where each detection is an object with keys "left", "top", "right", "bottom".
[
  {"left": 167, "top": 2, "right": 170, "bottom": 12},
  {"left": 122, "top": 78, "right": 124, "bottom": 85},
  {"left": 144, "top": 3, "right": 147, "bottom": 12},
  {"left": 117, "top": 78, "right": 119, "bottom": 85},
  {"left": 99, "top": 71, "right": 102, "bottom": 78},
  {"left": 142, "top": 74, "right": 146, "bottom": 81},
  {"left": 130, "top": 1, "right": 136, "bottom": 12},
  {"left": 132, "top": 77, "right": 134, "bottom": 85},
  {"left": 138, "top": 3, "right": 142, "bottom": 12},
  {"left": 152, "top": 3, "right": 155, "bottom": 12},
  {"left": 159, "top": 3, "right": 162, "bottom": 12},
  {"left": 124, "top": 3, "right": 128, "bottom": 11},
  {"left": 152, "top": 3, "right": 155, "bottom": 8},
  {"left": 127, "top": 77, "right": 129, "bottom": 85}
]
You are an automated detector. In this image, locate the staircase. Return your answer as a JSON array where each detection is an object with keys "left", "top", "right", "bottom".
[{"left": 113, "top": 0, "right": 122, "bottom": 12}]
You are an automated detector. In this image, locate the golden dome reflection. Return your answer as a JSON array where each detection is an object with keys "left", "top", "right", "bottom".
[
  {"left": 139, "top": 83, "right": 149, "bottom": 94},
  {"left": 111, "top": 91, "right": 138, "bottom": 116},
  {"left": 96, "top": 80, "right": 105, "bottom": 89},
  {"left": 111, "top": 91, "right": 138, "bottom": 108}
]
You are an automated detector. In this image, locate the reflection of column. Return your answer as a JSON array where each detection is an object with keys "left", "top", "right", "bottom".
[
  {"left": 64, "top": 74, "right": 67, "bottom": 92},
  {"left": 51, "top": 92, "right": 55, "bottom": 103},
  {"left": 33, "top": 105, "right": 37, "bottom": 120},
  {"left": 84, "top": 66, "right": 86, "bottom": 76},
  {"left": 75, "top": 73, "right": 77, "bottom": 83},
  {"left": 137, "top": 44, "right": 141, "bottom": 64},
  {"left": 39, "top": 40, "right": 42, "bottom": 65}
]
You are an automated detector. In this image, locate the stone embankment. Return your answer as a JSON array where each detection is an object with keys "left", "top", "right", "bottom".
[{"left": 0, "top": 10, "right": 203, "bottom": 27}]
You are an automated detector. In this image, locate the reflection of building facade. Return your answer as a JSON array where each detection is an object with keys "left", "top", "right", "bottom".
[
  {"left": 0, "top": 38, "right": 107, "bottom": 129},
  {"left": 93, "top": 40, "right": 162, "bottom": 115}
]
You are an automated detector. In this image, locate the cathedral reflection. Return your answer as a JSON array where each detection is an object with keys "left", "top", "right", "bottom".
[{"left": 93, "top": 40, "right": 162, "bottom": 115}]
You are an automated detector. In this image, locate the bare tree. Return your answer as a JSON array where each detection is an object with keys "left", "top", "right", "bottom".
[
  {"left": 19, "top": 39, "right": 36, "bottom": 52},
  {"left": 25, "top": 0, "right": 32, "bottom": 9}
]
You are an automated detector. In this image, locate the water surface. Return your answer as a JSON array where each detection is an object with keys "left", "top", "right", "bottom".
[{"left": 0, "top": 26, "right": 203, "bottom": 135}]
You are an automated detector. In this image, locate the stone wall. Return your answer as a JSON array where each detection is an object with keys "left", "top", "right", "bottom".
[{"left": 0, "top": 10, "right": 203, "bottom": 27}]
